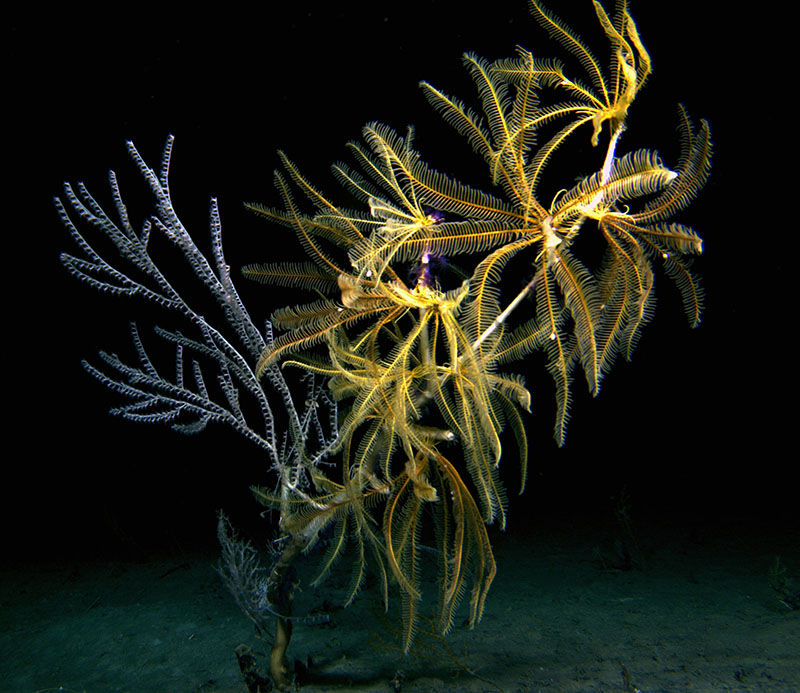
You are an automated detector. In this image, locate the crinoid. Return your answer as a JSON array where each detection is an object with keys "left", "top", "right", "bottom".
[{"left": 242, "top": 0, "right": 710, "bottom": 653}]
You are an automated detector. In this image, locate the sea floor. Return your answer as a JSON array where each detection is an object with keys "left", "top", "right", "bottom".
[{"left": 2, "top": 516, "right": 798, "bottom": 692}]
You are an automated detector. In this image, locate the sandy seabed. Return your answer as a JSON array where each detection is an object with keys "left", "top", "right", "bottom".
[{"left": 2, "top": 517, "right": 798, "bottom": 692}]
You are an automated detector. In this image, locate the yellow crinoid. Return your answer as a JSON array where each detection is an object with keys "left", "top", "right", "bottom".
[{"left": 244, "top": 0, "right": 710, "bottom": 651}]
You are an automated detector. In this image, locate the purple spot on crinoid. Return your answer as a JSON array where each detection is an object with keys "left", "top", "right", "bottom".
[
  {"left": 423, "top": 206, "right": 446, "bottom": 224},
  {"left": 410, "top": 249, "right": 449, "bottom": 288}
]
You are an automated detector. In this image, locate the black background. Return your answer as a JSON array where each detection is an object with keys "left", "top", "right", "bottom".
[{"left": 6, "top": 1, "right": 794, "bottom": 562}]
